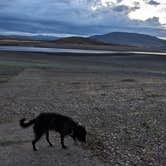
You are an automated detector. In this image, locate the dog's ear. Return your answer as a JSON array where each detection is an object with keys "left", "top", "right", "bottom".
[
  {"left": 77, "top": 122, "right": 86, "bottom": 130},
  {"left": 78, "top": 122, "right": 82, "bottom": 126},
  {"left": 76, "top": 122, "right": 82, "bottom": 126}
]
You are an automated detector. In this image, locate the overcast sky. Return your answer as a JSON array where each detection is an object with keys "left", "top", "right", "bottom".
[{"left": 0, "top": 0, "right": 166, "bottom": 37}]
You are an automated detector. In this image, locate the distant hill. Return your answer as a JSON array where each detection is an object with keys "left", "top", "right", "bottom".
[
  {"left": 53, "top": 36, "right": 110, "bottom": 45},
  {"left": 90, "top": 32, "right": 166, "bottom": 48},
  {"left": 1, "top": 32, "right": 166, "bottom": 52}
]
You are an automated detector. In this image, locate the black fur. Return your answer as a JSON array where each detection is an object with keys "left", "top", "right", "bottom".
[{"left": 20, "top": 113, "right": 86, "bottom": 151}]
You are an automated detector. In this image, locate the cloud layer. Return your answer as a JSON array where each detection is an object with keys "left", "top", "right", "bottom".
[{"left": 0, "top": 0, "right": 165, "bottom": 37}]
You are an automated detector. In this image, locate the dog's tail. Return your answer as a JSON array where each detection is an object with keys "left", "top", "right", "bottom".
[{"left": 20, "top": 118, "right": 36, "bottom": 128}]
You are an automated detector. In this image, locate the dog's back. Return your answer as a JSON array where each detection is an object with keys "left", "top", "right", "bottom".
[{"left": 34, "top": 113, "right": 77, "bottom": 134}]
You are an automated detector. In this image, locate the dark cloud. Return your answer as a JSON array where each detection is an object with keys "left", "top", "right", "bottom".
[
  {"left": 113, "top": 5, "right": 140, "bottom": 13},
  {"left": 148, "top": 0, "right": 160, "bottom": 6},
  {"left": 146, "top": 17, "right": 160, "bottom": 26},
  {"left": 113, "top": 5, "right": 129, "bottom": 12},
  {"left": 0, "top": 0, "right": 165, "bottom": 37}
]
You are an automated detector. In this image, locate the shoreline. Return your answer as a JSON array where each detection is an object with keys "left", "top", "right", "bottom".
[
  {"left": 0, "top": 39, "right": 165, "bottom": 53},
  {"left": 0, "top": 46, "right": 166, "bottom": 56}
]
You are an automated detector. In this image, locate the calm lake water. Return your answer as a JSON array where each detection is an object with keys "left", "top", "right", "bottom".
[{"left": 0, "top": 46, "right": 166, "bottom": 56}]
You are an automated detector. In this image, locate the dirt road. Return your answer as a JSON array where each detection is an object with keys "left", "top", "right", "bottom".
[{"left": 0, "top": 68, "right": 105, "bottom": 166}]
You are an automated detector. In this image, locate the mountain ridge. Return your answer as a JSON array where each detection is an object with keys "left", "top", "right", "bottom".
[{"left": 90, "top": 32, "right": 166, "bottom": 48}]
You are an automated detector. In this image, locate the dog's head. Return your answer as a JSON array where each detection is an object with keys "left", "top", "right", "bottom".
[{"left": 75, "top": 124, "right": 86, "bottom": 143}]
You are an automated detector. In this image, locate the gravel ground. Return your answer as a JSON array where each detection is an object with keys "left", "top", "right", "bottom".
[
  {"left": 0, "top": 68, "right": 106, "bottom": 166},
  {"left": 0, "top": 122, "right": 103, "bottom": 166},
  {"left": 0, "top": 54, "right": 166, "bottom": 165}
]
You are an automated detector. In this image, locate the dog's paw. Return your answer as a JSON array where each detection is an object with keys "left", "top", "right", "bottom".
[
  {"left": 33, "top": 148, "right": 38, "bottom": 151},
  {"left": 62, "top": 145, "right": 68, "bottom": 149},
  {"left": 49, "top": 144, "right": 54, "bottom": 147},
  {"left": 33, "top": 146, "right": 39, "bottom": 151}
]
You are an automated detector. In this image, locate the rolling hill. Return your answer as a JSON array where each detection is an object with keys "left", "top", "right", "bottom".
[
  {"left": 90, "top": 32, "right": 166, "bottom": 48},
  {"left": 53, "top": 36, "right": 110, "bottom": 45}
]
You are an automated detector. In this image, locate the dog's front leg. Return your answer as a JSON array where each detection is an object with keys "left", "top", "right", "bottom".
[
  {"left": 46, "top": 131, "right": 53, "bottom": 147},
  {"left": 60, "top": 134, "right": 67, "bottom": 149}
]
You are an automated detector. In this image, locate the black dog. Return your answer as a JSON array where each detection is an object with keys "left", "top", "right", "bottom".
[{"left": 20, "top": 112, "right": 86, "bottom": 151}]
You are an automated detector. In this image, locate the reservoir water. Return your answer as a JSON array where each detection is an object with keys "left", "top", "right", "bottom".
[{"left": 0, "top": 46, "right": 166, "bottom": 56}]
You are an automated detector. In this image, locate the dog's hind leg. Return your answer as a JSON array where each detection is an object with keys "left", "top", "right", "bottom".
[
  {"left": 32, "top": 131, "right": 43, "bottom": 151},
  {"left": 70, "top": 135, "right": 78, "bottom": 145},
  {"left": 46, "top": 131, "right": 53, "bottom": 147},
  {"left": 60, "top": 134, "right": 67, "bottom": 149}
]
